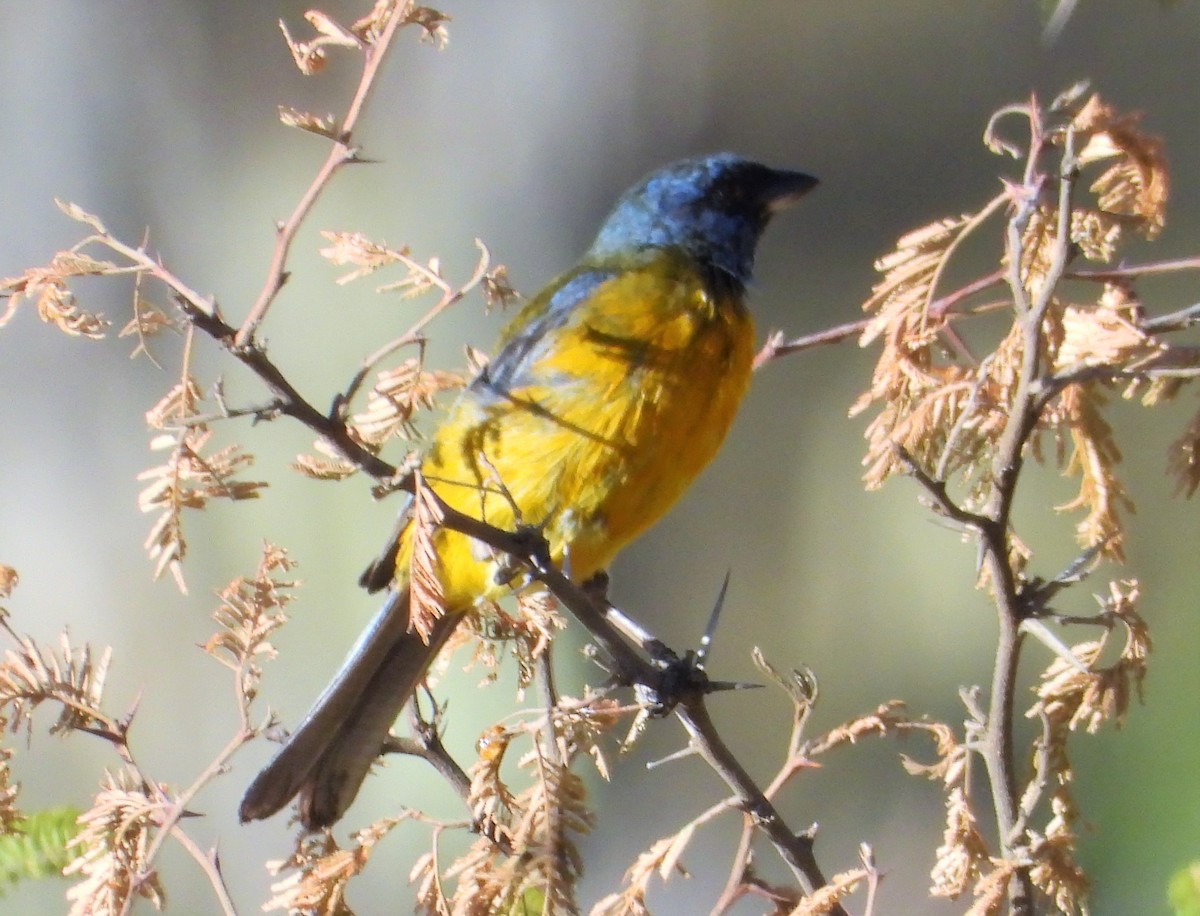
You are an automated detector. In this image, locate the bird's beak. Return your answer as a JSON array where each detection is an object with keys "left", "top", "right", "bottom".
[{"left": 762, "top": 169, "right": 819, "bottom": 213}]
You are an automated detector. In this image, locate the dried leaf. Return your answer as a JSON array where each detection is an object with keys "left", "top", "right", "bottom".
[
  {"left": 790, "top": 867, "right": 868, "bottom": 915},
  {"left": 1028, "top": 796, "right": 1090, "bottom": 915},
  {"left": 138, "top": 402, "right": 267, "bottom": 593},
  {"left": 36, "top": 278, "right": 108, "bottom": 338},
  {"left": 203, "top": 544, "right": 297, "bottom": 701},
  {"left": 278, "top": 11, "right": 363, "bottom": 75},
  {"left": 408, "top": 474, "right": 447, "bottom": 643},
  {"left": 264, "top": 817, "right": 405, "bottom": 914},
  {"left": 293, "top": 452, "right": 361, "bottom": 480},
  {"left": 858, "top": 214, "right": 974, "bottom": 349},
  {"left": 801, "top": 700, "right": 911, "bottom": 758},
  {"left": 304, "top": 10, "right": 360, "bottom": 46},
  {"left": 64, "top": 769, "right": 166, "bottom": 916},
  {"left": 929, "top": 788, "right": 990, "bottom": 899},
  {"left": 145, "top": 378, "right": 202, "bottom": 429},
  {"left": 852, "top": 211, "right": 1003, "bottom": 491},
  {"left": 965, "top": 862, "right": 1016, "bottom": 916},
  {"left": 1050, "top": 384, "right": 1132, "bottom": 560},
  {"left": 118, "top": 303, "right": 176, "bottom": 360},
  {"left": 348, "top": 359, "right": 464, "bottom": 446},
  {"left": 1029, "top": 579, "right": 1148, "bottom": 735},
  {"left": 0, "top": 630, "right": 112, "bottom": 736},
  {"left": 1054, "top": 286, "right": 1159, "bottom": 372},
  {"left": 278, "top": 107, "right": 339, "bottom": 140},
  {"left": 319, "top": 230, "right": 408, "bottom": 284},
  {"left": 0, "top": 567, "right": 18, "bottom": 600},
  {"left": 0, "top": 245, "right": 123, "bottom": 338},
  {"left": 590, "top": 835, "right": 679, "bottom": 916},
  {"left": 1072, "top": 93, "right": 1168, "bottom": 239},
  {"left": 435, "top": 691, "right": 608, "bottom": 915},
  {"left": 53, "top": 199, "right": 107, "bottom": 234}
]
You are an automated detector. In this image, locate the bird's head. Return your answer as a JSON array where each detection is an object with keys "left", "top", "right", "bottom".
[{"left": 588, "top": 153, "right": 817, "bottom": 286}]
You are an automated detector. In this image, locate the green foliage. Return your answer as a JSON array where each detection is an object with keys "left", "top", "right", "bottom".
[
  {"left": 0, "top": 807, "right": 80, "bottom": 895},
  {"left": 510, "top": 886, "right": 546, "bottom": 915},
  {"left": 1170, "top": 861, "right": 1200, "bottom": 916}
]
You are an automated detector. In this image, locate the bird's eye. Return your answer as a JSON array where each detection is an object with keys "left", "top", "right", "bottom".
[{"left": 711, "top": 183, "right": 744, "bottom": 210}]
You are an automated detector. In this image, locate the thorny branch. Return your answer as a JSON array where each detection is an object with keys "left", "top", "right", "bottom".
[
  {"left": 423, "top": 494, "right": 849, "bottom": 911},
  {"left": 237, "top": 3, "right": 425, "bottom": 347},
  {"left": 5, "top": 3, "right": 1200, "bottom": 907},
  {"left": 848, "top": 86, "right": 1180, "bottom": 915}
]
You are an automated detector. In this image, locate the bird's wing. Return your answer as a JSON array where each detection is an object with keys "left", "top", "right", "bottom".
[{"left": 471, "top": 267, "right": 619, "bottom": 399}]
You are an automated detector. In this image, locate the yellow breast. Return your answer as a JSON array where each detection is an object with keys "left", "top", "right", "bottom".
[{"left": 402, "top": 251, "right": 756, "bottom": 608}]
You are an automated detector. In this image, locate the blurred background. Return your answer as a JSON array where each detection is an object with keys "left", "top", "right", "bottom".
[{"left": 2, "top": 1, "right": 1198, "bottom": 912}]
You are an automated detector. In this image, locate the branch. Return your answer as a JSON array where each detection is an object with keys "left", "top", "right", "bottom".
[
  {"left": 1066, "top": 254, "right": 1200, "bottom": 283},
  {"left": 426, "top": 494, "right": 846, "bottom": 912},
  {"left": 674, "top": 696, "right": 838, "bottom": 907},
  {"left": 234, "top": 5, "right": 412, "bottom": 348},
  {"left": 86, "top": 232, "right": 401, "bottom": 480},
  {"left": 753, "top": 273, "right": 1008, "bottom": 370},
  {"left": 975, "top": 118, "right": 1081, "bottom": 916}
]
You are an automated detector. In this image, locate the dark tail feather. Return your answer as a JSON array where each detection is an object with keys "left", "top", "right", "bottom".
[{"left": 239, "top": 591, "right": 462, "bottom": 828}]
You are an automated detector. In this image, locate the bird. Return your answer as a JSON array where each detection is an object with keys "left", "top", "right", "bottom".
[{"left": 239, "top": 153, "right": 817, "bottom": 829}]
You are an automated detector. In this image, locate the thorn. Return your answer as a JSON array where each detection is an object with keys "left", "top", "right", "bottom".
[
  {"left": 120, "top": 691, "right": 144, "bottom": 731},
  {"left": 696, "top": 570, "right": 731, "bottom": 669},
  {"left": 1020, "top": 617, "right": 1090, "bottom": 673},
  {"left": 705, "top": 679, "right": 763, "bottom": 694},
  {"left": 1021, "top": 537, "right": 1108, "bottom": 615},
  {"left": 645, "top": 743, "right": 699, "bottom": 771},
  {"left": 796, "top": 821, "right": 820, "bottom": 841},
  {"left": 1053, "top": 538, "right": 1108, "bottom": 586}
]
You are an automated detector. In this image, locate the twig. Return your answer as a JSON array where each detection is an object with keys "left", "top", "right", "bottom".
[
  {"left": 88, "top": 232, "right": 400, "bottom": 478},
  {"left": 234, "top": 6, "right": 411, "bottom": 348},
  {"left": 169, "top": 829, "right": 239, "bottom": 916},
  {"left": 1066, "top": 255, "right": 1200, "bottom": 283},
  {"left": 122, "top": 725, "right": 257, "bottom": 916},
  {"left": 752, "top": 276, "right": 1009, "bottom": 370},
  {"left": 335, "top": 239, "right": 493, "bottom": 414},
  {"left": 673, "top": 696, "right": 839, "bottom": 908},
  {"left": 976, "top": 117, "right": 1080, "bottom": 916},
  {"left": 1140, "top": 301, "right": 1200, "bottom": 333}
]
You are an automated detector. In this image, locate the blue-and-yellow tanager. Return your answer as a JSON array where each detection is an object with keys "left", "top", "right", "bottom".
[{"left": 240, "top": 154, "right": 816, "bottom": 828}]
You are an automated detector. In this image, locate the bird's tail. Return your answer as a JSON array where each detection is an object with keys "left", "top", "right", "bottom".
[{"left": 239, "top": 590, "right": 462, "bottom": 829}]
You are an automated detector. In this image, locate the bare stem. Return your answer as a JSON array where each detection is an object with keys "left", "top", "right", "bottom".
[
  {"left": 169, "top": 827, "right": 239, "bottom": 916},
  {"left": 235, "top": 7, "right": 412, "bottom": 348},
  {"left": 673, "top": 697, "right": 841, "bottom": 909},
  {"left": 978, "top": 120, "right": 1080, "bottom": 916}
]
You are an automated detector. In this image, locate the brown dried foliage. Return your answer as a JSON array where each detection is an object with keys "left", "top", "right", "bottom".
[
  {"left": 458, "top": 592, "right": 567, "bottom": 693},
  {"left": 408, "top": 472, "right": 449, "bottom": 643},
  {"left": 852, "top": 91, "right": 1189, "bottom": 564},
  {"left": 139, "top": 378, "right": 267, "bottom": 592},
  {"left": 63, "top": 769, "right": 168, "bottom": 916},
  {"left": 410, "top": 698, "right": 623, "bottom": 915},
  {"left": 264, "top": 818, "right": 406, "bottom": 915},
  {"left": 204, "top": 543, "right": 298, "bottom": 704},
  {"left": 0, "top": 627, "right": 112, "bottom": 737},
  {"left": 279, "top": 2, "right": 448, "bottom": 76}
]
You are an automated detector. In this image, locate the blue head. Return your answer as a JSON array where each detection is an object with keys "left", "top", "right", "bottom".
[{"left": 588, "top": 153, "right": 817, "bottom": 286}]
